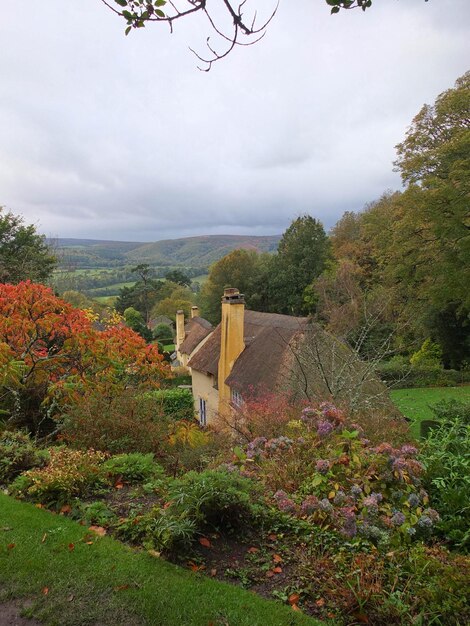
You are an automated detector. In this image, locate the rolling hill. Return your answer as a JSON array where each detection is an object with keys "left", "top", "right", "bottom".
[{"left": 55, "top": 234, "right": 281, "bottom": 269}]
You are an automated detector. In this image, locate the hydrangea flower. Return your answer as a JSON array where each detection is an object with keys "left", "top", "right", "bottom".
[
  {"left": 300, "top": 495, "right": 319, "bottom": 515},
  {"left": 333, "top": 490, "right": 346, "bottom": 505},
  {"left": 273, "top": 489, "right": 297, "bottom": 513},
  {"left": 363, "top": 495, "right": 380, "bottom": 514},
  {"left": 391, "top": 511, "right": 406, "bottom": 526},
  {"left": 315, "top": 459, "right": 330, "bottom": 474},
  {"left": 407, "top": 493, "right": 420, "bottom": 507},
  {"left": 401, "top": 444, "right": 418, "bottom": 457},
  {"left": 350, "top": 485, "right": 362, "bottom": 499},
  {"left": 317, "top": 420, "right": 334, "bottom": 437},
  {"left": 417, "top": 515, "right": 433, "bottom": 529},
  {"left": 318, "top": 498, "right": 334, "bottom": 514},
  {"left": 340, "top": 507, "right": 357, "bottom": 538}
]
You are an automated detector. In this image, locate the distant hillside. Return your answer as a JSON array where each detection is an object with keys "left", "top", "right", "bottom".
[{"left": 55, "top": 234, "right": 281, "bottom": 269}]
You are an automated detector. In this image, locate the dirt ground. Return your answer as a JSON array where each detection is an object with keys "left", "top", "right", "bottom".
[{"left": 0, "top": 601, "right": 41, "bottom": 626}]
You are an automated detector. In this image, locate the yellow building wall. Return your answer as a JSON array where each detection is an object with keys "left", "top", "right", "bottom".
[{"left": 191, "top": 369, "right": 219, "bottom": 426}]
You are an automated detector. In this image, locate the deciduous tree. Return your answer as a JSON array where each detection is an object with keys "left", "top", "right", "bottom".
[{"left": 0, "top": 207, "right": 56, "bottom": 284}]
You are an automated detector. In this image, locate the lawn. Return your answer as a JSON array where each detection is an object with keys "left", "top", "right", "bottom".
[
  {"left": 0, "top": 494, "right": 317, "bottom": 626},
  {"left": 390, "top": 385, "right": 470, "bottom": 437}
]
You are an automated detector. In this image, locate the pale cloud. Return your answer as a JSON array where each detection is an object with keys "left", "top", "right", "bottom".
[{"left": 0, "top": 0, "right": 468, "bottom": 241}]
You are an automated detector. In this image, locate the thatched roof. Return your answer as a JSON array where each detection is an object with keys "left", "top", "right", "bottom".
[
  {"left": 179, "top": 316, "right": 213, "bottom": 356},
  {"left": 188, "top": 310, "right": 308, "bottom": 391},
  {"left": 188, "top": 309, "right": 396, "bottom": 413}
]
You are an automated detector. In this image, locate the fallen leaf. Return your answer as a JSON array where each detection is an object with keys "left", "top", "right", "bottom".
[
  {"left": 288, "top": 593, "right": 300, "bottom": 605},
  {"left": 85, "top": 541, "right": 94, "bottom": 545},
  {"left": 315, "top": 598, "right": 325, "bottom": 607},
  {"left": 114, "top": 584, "right": 130, "bottom": 592},
  {"left": 35, "top": 503, "right": 43, "bottom": 509},
  {"left": 88, "top": 525, "right": 106, "bottom": 536},
  {"left": 42, "top": 587, "right": 49, "bottom": 595},
  {"left": 60, "top": 505, "right": 71, "bottom": 514},
  {"left": 1, "top": 527, "right": 12, "bottom": 532},
  {"left": 272, "top": 554, "right": 283, "bottom": 563},
  {"left": 353, "top": 613, "right": 369, "bottom": 624},
  {"left": 115, "top": 482, "right": 124, "bottom": 490},
  {"left": 266, "top": 571, "right": 274, "bottom": 578},
  {"left": 68, "top": 543, "right": 75, "bottom": 552},
  {"left": 210, "top": 568, "right": 217, "bottom": 577},
  {"left": 199, "top": 537, "right": 211, "bottom": 548},
  {"left": 41, "top": 533, "right": 47, "bottom": 543},
  {"left": 272, "top": 566, "right": 283, "bottom": 574},
  {"left": 67, "top": 594, "right": 74, "bottom": 602},
  {"left": 292, "top": 604, "right": 301, "bottom": 612},
  {"left": 187, "top": 561, "right": 204, "bottom": 572},
  {"left": 267, "top": 533, "right": 277, "bottom": 541},
  {"left": 247, "top": 546, "right": 259, "bottom": 554},
  {"left": 7, "top": 543, "right": 15, "bottom": 550}
]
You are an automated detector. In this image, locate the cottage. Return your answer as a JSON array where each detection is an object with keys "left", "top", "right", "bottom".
[{"left": 176, "top": 288, "right": 392, "bottom": 428}]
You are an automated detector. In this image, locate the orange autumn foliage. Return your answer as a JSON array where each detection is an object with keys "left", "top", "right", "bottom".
[{"left": 0, "top": 281, "right": 169, "bottom": 429}]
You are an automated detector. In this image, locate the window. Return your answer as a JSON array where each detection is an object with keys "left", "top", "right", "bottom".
[
  {"left": 231, "top": 389, "right": 243, "bottom": 408},
  {"left": 199, "top": 397, "right": 207, "bottom": 427}
]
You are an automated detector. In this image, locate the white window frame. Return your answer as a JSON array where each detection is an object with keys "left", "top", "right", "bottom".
[
  {"left": 199, "top": 397, "right": 207, "bottom": 427},
  {"left": 231, "top": 389, "right": 244, "bottom": 408}
]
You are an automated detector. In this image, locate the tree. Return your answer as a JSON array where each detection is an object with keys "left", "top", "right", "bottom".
[
  {"left": 0, "top": 281, "right": 168, "bottom": 433},
  {"left": 165, "top": 269, "right": 191, "bottom": 287},
  {"left": 200, "top": 249, "right": 271, "bottom": 323},
  {"left": 123, "top": 306, "right": 153, "bottom": 342},
  {"left": 0, "top": 207, "right": 56, "bottom": 284},
  {"left": 100, "top": 0, "right": 377, "bottom": 70},
  {"left": 115, "top": 264, "right": 163, "bottom": 322},
  {"left": 269, "top": 215, "right": 330, "bottom": 316}
]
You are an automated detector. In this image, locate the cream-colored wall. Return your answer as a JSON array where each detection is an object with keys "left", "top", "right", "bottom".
[{"left": 191, "top": 369, "right": 219, "bottom": 426}]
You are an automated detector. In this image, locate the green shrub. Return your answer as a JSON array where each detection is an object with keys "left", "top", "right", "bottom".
[
  {"left": 101, "top": 453, "right": 165, "bottom": 483},
  {"left": 0, "top": 430, "right": 48, "bottom": 484},
  {"left": 74, "top": 501, "right": 117, "bottom": 527},
  {"left": 168, "top": 469, "right": 260, "bottom": 531},
  {"left": 420, "top": 400, "right": 470, "bottom": 550},
  {"left": 410, "top": 338, "right": 443, "bottom": 367},
  {"left": 145, "top": 388, "right": 194, "bottom": 421},
  {"left": 62, "top": 389, "right": 170, "bottom": 454},
  {"left": 10, "top": 447, "right": 107, "bottom": 505},
  {"left": 376, "top": 361, "right": 470, "bottom": 388}
]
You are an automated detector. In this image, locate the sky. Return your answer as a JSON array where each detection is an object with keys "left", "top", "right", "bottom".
[{"left": 0, "top": 0, "right": 468, "bottom": 242}]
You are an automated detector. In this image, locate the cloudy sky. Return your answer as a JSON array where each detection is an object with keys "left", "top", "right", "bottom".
[{"left": 1, "top": 0, "right": 468, "bottom": 242}]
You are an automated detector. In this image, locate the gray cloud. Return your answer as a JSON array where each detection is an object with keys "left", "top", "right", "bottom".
[{"left": 0, "top": 0, "right": 468, "bottom": 241}]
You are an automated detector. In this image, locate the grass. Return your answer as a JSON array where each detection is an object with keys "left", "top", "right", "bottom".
[
  {"left": 0, "top": 494, "right": 317, "bottom": 626},
  {"left": 390, "top": 385, "right": 470, "bottom": 437},
  {"left": 163, "top": 343, "right": 175, "bottom": 352}
]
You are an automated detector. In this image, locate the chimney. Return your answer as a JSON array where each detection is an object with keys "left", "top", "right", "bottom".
[
  {"left": 175, "top": 310, "right": 185, "bottom": 352},
  {"left": 191, "top": 305, "right": 200, "bottom": 319},
  {"left": 217, "top": 288, "right": 245, "bottom": 417}
]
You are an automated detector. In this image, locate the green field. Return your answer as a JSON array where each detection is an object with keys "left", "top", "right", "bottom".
[
  {"left": 390, "top": 385, "right": 470, "bottom": 436},
  {"left": 0, "top": 494, "right": 316, "bottom": 626}
]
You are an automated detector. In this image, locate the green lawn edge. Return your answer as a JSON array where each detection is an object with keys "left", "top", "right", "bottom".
[
  {"left": 0, "top": 494, "right": 319, "bottom": 626},
  {"left": 390, "top": 385, "right": 470, "bottom": 437}
]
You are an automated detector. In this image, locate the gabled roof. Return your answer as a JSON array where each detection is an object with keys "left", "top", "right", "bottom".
[
  {"left": 188, "top": 310, "right": 309, "bottom": 391},
  {"left": 179, "top": 316, "right": 213, "bottom": 356}
]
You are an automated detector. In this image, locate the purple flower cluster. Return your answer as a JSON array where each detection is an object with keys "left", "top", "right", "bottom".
[
  {"left": 300, "top": 495, "right": 319, "bottom": 515},
  {"left": 350, "top": 485, "right": 363, "bottom": 499},
  {"left": 315, "top": 459, "right": 330, "bottom": 474},
  {"left": 245, "top": 436, "right": 293, "bottom": 459},
  {"left": 363, "top": 493, "right": 381, "bottom": 514},
  {"left": 340, "top": 507, "right": 357, "bottom": 538},
  {"left": 317, "top": 420, "right": 334, "bottom": 438},
  {"left": 400, "top": 444, "right": 418, "bottom": 457},
  {"left": 273, "top": 490, "right": 297, "bottom": 513},
  {"left": 391, "top": 511, "right": 406, "bottom": 526},
  {"left": 318, "top": 498, "right": 334, "bottom": 514},
  {"left": 333, "top": 490, "right": 346, "bottom": 505}
]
